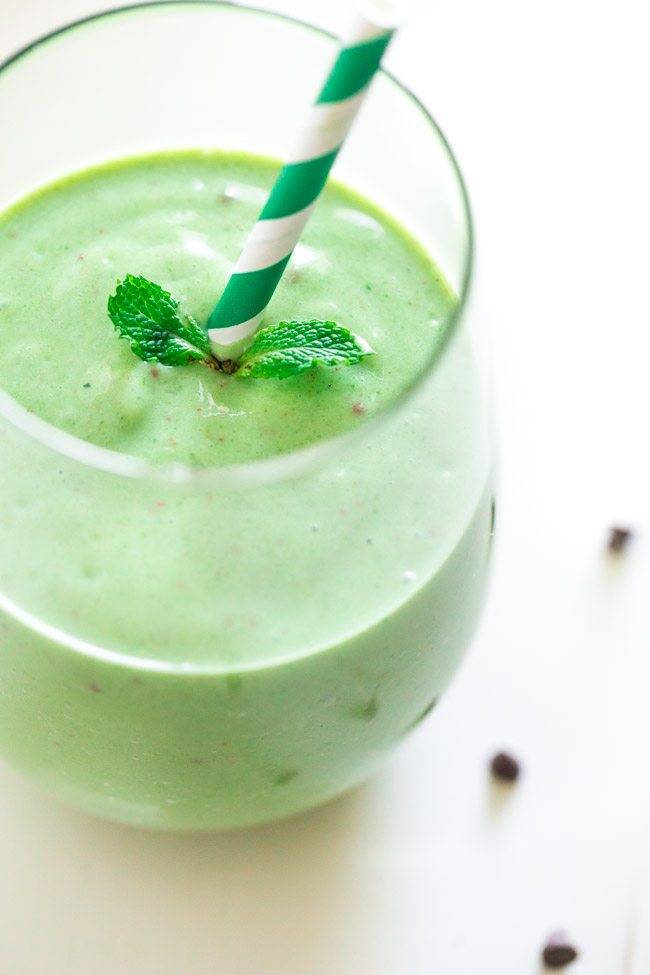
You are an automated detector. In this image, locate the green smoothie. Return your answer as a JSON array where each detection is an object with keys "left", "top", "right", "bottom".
[
  {"left": 0, "top": 152, "right": 455, "bottom": 465},
  {"left": 0, "top": 152, "right": 491, "bottom": 828}
]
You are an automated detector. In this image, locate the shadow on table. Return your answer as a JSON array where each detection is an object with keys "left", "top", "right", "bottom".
[{"left": 5, "top": 769, "right": 389, "bottom": 973}]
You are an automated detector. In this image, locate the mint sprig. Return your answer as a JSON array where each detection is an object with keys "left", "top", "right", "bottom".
[
  {"left": 107, "top": 276, "right": 374, "bottom": 378},
  {"left": 237, "top": 319, "right": 373, "bottom": 378}
]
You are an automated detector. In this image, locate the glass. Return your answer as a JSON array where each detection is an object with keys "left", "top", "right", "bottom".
[{"left": 0, "top": 1, "right": 493, "bottom": 829}]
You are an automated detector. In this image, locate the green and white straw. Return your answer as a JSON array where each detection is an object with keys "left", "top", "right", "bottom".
[{"left": 208, "top": 1, "right": 401, "bottom": 360}]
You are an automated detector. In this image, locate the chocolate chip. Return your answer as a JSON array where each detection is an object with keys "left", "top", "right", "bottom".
[
  {"left": 607, "top": 525, "right": 633, "bottom": 553},
  {"left": 490, "top": 751, "right": 520, "bottom": 783},
  {"left": 542, "top": 932, "right": 579, "bottom": 968}
]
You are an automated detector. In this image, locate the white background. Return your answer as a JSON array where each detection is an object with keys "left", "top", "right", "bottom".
[{"left": 1, "top": 1, "right": 648, "bottom": 972}]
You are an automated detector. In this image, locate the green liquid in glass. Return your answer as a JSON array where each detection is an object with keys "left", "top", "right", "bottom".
[{"left": 0, "top": 153, "right": 490, "bottom": 828}]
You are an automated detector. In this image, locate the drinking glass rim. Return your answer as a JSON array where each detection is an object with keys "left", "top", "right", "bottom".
[{"left": 0, "top": 0, "right": 475, "bottom": 489}]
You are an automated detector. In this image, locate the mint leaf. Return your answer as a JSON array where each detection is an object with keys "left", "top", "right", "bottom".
[
  {"left": 107, "top": 280, "right": 375, "bottom": 380},
  {"left": 236, "top": 319, "right": 374, "bottom": 379},
  {"left": 108, "top": 275, "right": 211, "bottom": 367}
]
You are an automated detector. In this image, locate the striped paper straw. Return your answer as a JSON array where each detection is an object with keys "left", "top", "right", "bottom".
[{"left": 208, "top": 1, "right": 401, "bottom": 359}]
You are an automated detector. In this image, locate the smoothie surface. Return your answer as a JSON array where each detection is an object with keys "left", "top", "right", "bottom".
[
  {"left": 0, "top": 151, "right": 455, "bottom": 467},
  {"left": 0, "top": 152, "right": 485, "bottom": 672}
]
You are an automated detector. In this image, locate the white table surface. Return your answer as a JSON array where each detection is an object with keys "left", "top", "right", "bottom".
[{"left": 1, "top": 1, "right": 648, "bottom": 972}]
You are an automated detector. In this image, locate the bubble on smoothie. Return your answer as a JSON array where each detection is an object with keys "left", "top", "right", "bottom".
[
  {"left": 164, "top": 209, "right": 199, "bottom": 226},
  {"left": 192, "top": 178, "right": 206, "bottom": 192},
  {"left": 302, "top": 299, "right": 339, "bottom": 319},
  {"left": 335, "top": 208, "right": 384, "bottom": 236},
  {"left": 402, "top": 570, "right": 418, "bottom": 583},
  {"left": 222, "top": 182, "right": 266, "bottom": 205},
  {"left": 290, "top": 243, "right": 329, "bottom": 276},
  {"left": 318, "top": 467, "right": 348, "bottom": 484},
  {"left": 181, "top": 230, "right": 220, "bottom": 261}
]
